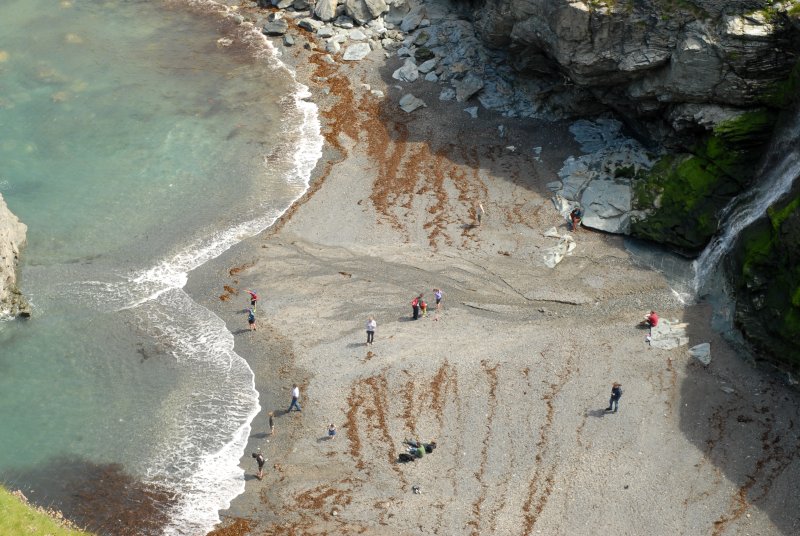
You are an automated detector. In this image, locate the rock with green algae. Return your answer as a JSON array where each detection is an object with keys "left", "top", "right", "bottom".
[
  {"left": 630, "top": 109, "right": 777, "bottom": 252},
  {"left": 731, "top": 193, "right": 800, "bottom": 370}
]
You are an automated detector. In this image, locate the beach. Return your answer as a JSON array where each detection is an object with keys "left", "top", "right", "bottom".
[{"left": 179, "top": 6, "right": 800, "bottom": 535}]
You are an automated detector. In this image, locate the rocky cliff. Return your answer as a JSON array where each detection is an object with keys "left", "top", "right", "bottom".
[
  {"left": 472, "top": 0, "right": 800, "bottom": 251},
  {"left": 0, "top": 193, "right": 29, "bottom": 318}
]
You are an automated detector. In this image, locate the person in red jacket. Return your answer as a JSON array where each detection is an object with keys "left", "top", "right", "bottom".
[{"left": 645, "top": 310, "right": 659, "bottom": 328}]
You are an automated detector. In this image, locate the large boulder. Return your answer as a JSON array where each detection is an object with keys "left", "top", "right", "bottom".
[
  {"left": 0, "top": 193, "right": 29, "bottom": 317},
  {"left": 314, "top": 0, "right": 339, "bottom": 22},
  {"left": 345, "top": 0, "right": 389, "bottom": 24}
]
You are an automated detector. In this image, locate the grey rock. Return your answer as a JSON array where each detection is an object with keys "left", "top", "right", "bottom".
[
  {"left": 417, "top": 58, "right": 437, "bottom": 73},
  {"left": 334, "top": 16, "right": 355, "bottom": 29},
  {"left": 439, "top": 87, "right": 456, "bottom": 101},
  {"left": 263, "top": 19, "right": 289, "bottom": 36},
  {"left": 392, "top": 58, "right": 419, "bottom": 82},
  {"left": 342, "top": 42, "right": 372, "bottom": 60},
  {"left": 400, "top": 5, "right": 426, "bottom": 32},
  {"left": 350, "top": 29, "right": 368, "bottom": 41},
  {"left": 325, "top": 39, "right": 341, "bottom": 53},
  {"left": 399, "top": 93, "right": 426, "bottom": 113},
  {"left": 453, "top": 72, "right": 484, "bottom": 102},
  {"left": 689, "top": 343, "right": 711, "bottom": 366},
  {"left": 293, "top": 0, "right": 310, "bottom": 9},
  {"left": 464, "top": 106, "right": 478, "bottom": 118},
  {"left": 396, "top": 46, "right": 412, "bottom": 57},
  {"left": 317, "top": 25, "right": 336, "bottom": 38},
  {"left": 314, "top": 0, "right": 338, "bottom": 21},
  {"left": 345, "top": 0, "right": 388, "bottom": 24},
  {"left": 424, "top": 72, "right": 438, "bottom": 82},
  {"left": 274, "top": 0, "right": 294, "bottom": 8},
  {"left": 298, "top": 18, "right": 324, "bottom": 32},
  {"left": 283, "top": 34, "right": 295, "bottom": 46}
]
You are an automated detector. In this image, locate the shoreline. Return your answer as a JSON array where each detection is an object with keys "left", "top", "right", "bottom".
[{"left": 189, "top": 3, "right": 800, "bottom": 535}]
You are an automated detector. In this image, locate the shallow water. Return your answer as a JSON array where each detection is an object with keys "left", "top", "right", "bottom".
[{"left": 0, "top": 1, "right": 322, "bottom": 534}]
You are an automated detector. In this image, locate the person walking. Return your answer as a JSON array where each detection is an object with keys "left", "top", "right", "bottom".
[
  {"left": 606, "top": 382, "right": 623, "bottom": 413},
  {"left": 247, "top": 308, "right": 256, "bottom": 331},
  {"left": 366, "top": 316, "right": 377, "bottom": 345},
  {"left": 252, "top": 449, "right": 266, "bottom": 480},
  {"left": 246, "top": 289, "right": 259, "bottom": 311},
  {"left": 288, "top": 384, "right": 302, "bottom": 412}
]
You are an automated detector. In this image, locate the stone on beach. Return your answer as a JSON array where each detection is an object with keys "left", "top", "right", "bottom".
[
  {"left": 400, "top": 5, "right": 426, "bottom": 32},
  {"left": 298, "top": 18, "right": 324, "bottom": 32},
  {"left": 314, "top": 0, "right": 338, "bottom": 22},
  {"left": 649, "top": 320, "right": 690, "bottom": 350},
  {"left": 399, "top": 93, "right": 426, "bottom": 113},
  {"left": 543, "top": 234, "right": 576, "bottom": 268},
  {"left": 263, "top": 19, "right": 289, "bottom": 36},
  {"left": 453, "top": 72, "right": 484, "bottom": 102},
  {"left": 392, "top": 59, "right": 419, "bottom": 82},
  {"left": 417, "top": 58, "right": 437, "bottom": 73},
  {"left": 689, "top": 343, "right": 711, "bottom": 365},
  {"left": 343, "top": 43, "right": 372, "bottom": 61},
  {"left": 345, "top": 0, "right": 389, "bottom": 24}
]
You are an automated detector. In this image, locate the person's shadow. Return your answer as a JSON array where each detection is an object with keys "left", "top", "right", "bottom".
[
  {"left": 586, "top": 408, "right": 608, "bottom": 418},
  {"left": 233, "top": 328, "right": 251, "bottom": 335},
  {"left": 346, "top": 342, "right": 366, "bottom": 349}
]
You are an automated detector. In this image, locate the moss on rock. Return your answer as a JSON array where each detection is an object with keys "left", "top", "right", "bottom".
[
  {"left": 631, "top": 110, "right": 778, "bottom": 252},
  {"left": 732, "top": 193, "right": 800, "bottom": 369}
]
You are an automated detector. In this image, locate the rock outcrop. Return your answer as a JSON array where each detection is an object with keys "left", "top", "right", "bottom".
[{"left": 0, "top": 193, "right": 29, "bottom": 318}]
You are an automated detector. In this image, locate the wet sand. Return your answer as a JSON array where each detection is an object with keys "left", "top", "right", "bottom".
[{"left": 191, "top": 8, "right": 800, "bottom": 535}]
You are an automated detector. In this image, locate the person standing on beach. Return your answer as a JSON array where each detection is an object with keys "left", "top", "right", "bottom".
[
  {"left": 268, "top": 411, "right": 274, "bottom": 435},
  {"left": 246, "top": 289, "right": 258, "bottom": 311},
  {"left": 328, "top": 423, "right": 337, "bottom": 440},
  {"left": 606, "top": 382, "right": 623, "bottom": 413},
  {"left": 366, "top": 316, "right": 377, "bottom": 345},
  {"left": 288, "top": 384, "right": 302, "bottom": 412},
  {"left": 247, "top": 308, "right": 256, "bottom": 331},
  {"left": 252, "top": 449, "right": 265, "bottom": 480},
  {"left": 411, "top": 295, "right": 420, "bottom": 320},
  {"left": 433, "top": 288, "right": 444, "bottom": 310}
]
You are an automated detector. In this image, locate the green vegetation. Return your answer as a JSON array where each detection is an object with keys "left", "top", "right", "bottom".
[
  {"left": 0, "top": 486, "right": 92, "bottom": 536},
  {"left": 631, "top": 110, "right": 777, "bottom": 251},
  {"left": 734, "top": 194, "right": 800, "bottom": 368}
]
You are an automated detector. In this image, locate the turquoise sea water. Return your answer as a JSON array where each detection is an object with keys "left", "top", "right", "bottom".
[{"left": 0, "top": 1, "right": 322, "bottom": 533}]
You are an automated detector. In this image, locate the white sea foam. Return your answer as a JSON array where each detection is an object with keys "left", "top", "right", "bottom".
[{"left": 85, "top": 4, "right": 324, "bottom": 534}]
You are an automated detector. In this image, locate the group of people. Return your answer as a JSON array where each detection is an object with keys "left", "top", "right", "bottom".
[{"left": 410, "top": 288, "right": 444, "bottom": 322}]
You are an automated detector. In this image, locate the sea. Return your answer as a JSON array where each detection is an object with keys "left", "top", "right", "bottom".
[{"left": 0, "top": 1, "right": 322, "bottom": 534}]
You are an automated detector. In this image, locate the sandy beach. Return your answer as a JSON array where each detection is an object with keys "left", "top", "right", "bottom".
[{"left": 188, "top": 8, "right": 800, "bottom": 535}]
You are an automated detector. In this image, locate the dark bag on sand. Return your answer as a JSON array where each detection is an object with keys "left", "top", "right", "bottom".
[{"left": 399, "top": 453, "right": 416, "bottom": 463}]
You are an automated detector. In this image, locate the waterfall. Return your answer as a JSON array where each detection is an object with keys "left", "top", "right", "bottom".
[{"left": 693, "top": 109, "right": 800, "bottom": 293}]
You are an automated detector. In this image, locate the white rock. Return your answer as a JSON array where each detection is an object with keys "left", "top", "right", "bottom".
[
  {"left": 463, "top": 106, "right": 478, "bottom": 118},
  {"left": 689, "top": 343, "right": 711, "bottom": 366},
  {"left": 417, "top": 58, "right": 437, "bottom": 73},
  {"left": 342, "top": 42, "right": 372, "bottom": 61},
  {"left": 392, "top": 58, "right": 419, "bottom": 82},
  {"left": 370, "top": 89, "right": 385, "bottom": 98},
  {"left": 317, "top": 26, "right": 336, "bottom": 38},
  {"left": 350, "top": 29, "right": 368, "bottom": 41}
]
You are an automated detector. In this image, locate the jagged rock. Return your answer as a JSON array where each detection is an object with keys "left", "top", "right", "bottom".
[
  {"left": 314, "top": 0, "right": 338, "bottom": 22},
  {"left": 342, "top": 42, "right": 371, "bottom": 60},
  {"left": 0, "top": 193, "right": 29, "bottom": 317},
  {"left": 464, "top": 106, "right": 478, "bottom": 118},
  {"left": 453, "top": 72, "right": 484, "bottom": 102},
  {"left": 350, "top": 29, "right": 368, "bottom": 41},
  {"left": 345, "top": 0, "right": 388, "bottom": 24},
  {"left": 399, "top": 93, "right": 426, "bottom": 112},
  {"left": 689, "top": 343, "right": 711, "bottom": 365},
  {"left": 293, "top": 0, "right": 310, "bottom": 9},
  {"left": 400, "top": 5, "right": 426, "bottom": 32},
  {"left": 417, "top": 58, "right": 437, "bottom": 74},
  {"left": 543, "top": 234, "right": 576, "bottom": 268},
  {"left": 326, "top": 39, "right": 341, "bottom": 53},
  {"left": 298, "top": 18, "right": 324, "bottom": 32},
  {"left": 317, "top": 26, "right": 336, "bottom": 38},
  {"left": 263, "top": 19, "right": 289, "bottom": 36},
  {"left": 439, "top": 87, "right": 456, "bottom": 101},
  {"left": 424, "top": 72, "right": 438, "bottom": 82},
  {"left": 392, "top": 58, "right": 419, "bottom": 82}
]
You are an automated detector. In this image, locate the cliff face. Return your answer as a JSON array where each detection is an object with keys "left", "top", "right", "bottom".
[
  {"left": 0, "top": 193, "right": 29, "bottom": 318},
  {"left": 470, "top": 0, "right": 800, "bottom": 252},
  {"left": 473, "top": 0, "right": 799, "bottom": 142}
]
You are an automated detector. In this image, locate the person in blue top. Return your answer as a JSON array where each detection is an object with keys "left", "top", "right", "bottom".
[
  {"left": 606, "top": 382, "right": 622, "bottom": 413},
  {"left": 247, "top": 308, "right": 256, "bottom": 331},
  {"left": 569, "top": 207, "right": 583, "bottom": 232}
]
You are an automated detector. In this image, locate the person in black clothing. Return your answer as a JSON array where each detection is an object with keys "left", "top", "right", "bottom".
[
  {"left": 606, "top": 382, "right": 622, "bottom": 413},
  {"left": 252, "top": 450, "right": 266, "bottom": 480}
]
